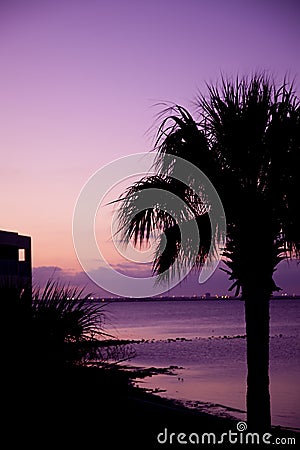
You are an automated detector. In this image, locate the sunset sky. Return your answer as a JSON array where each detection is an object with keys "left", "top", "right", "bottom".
[{"left": 1, "top": 0, "right": 300, "bottom": 296}]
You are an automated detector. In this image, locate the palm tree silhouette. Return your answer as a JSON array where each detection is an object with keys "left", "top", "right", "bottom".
[{"left": 117, "top": 74, "right": 300, "bottom": 430}]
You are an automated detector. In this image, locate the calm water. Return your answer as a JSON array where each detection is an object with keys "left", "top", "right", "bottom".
[{"left": 104, "top": 299, "right": 300, "bottom": 430}]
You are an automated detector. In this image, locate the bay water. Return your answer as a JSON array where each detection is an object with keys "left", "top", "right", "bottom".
[{"left": 104, "top": 299, "right": 300, "bottom": 430}]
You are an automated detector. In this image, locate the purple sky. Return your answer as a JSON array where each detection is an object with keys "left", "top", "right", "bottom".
[{"left": 1, "top": 0, "right": 300, "bottom": 296}]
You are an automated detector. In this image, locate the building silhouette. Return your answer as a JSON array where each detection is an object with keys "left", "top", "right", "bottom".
[{"left": 0, "top": 230, "right": 32, "bottom": 291}]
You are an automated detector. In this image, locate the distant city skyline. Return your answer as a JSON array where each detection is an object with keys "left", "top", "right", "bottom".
[
  {"left": 1, "top": 0, "right": 300, "bottom": 295},
  {"left": 32, "top": 259, "right": 300, "bottom": 297}
]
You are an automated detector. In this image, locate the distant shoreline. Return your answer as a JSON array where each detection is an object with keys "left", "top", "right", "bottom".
[{"left": 89, "top": 295, "right": 300, "bottom": 302}]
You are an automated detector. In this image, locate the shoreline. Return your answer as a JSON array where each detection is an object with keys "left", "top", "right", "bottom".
[
  {"left": 5, "top": 364, "right": 299, "bottom": 448},
  {"left": 126, "top": 364, "right": 300, "bottom": 430},
  {"left": 116, "top": 334, "right": 299, "bottom": 431},
  {"left": 90, "top": 295, "right": 300, "bottom": 302}
]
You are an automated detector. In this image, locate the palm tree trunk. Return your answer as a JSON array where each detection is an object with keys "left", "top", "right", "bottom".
[{"left": 244, "top": 285, "right": 271, "bottom": 431}]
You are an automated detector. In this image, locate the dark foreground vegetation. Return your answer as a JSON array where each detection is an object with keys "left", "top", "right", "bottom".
[{"left": 1, "top": 282, "right": 298, "bottom": 449}]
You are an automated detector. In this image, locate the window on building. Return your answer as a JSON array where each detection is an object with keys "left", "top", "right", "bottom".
[{"left": 18, "top": 249, "right": 25, "bottom": 261}]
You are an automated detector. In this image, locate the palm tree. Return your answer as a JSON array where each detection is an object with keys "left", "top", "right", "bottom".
[{"left": 117, "top": 74, "right": 300, "bottom": 431}]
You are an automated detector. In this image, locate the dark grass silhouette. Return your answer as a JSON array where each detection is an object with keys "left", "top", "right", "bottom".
[
  {"left": 1, "top": 280, "right": 109, "bottom": 369},
  {"left": 117, "top": 73, "right": 300, "bottom": 432},
  {"left": 1, "top": 280, "right": 136, "bottom": 446}
]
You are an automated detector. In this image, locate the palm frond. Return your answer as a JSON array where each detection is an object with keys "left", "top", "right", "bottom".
[
  {"left": 32, "top": 280, "right": 109, "bottom": 343},
  {"left": 151, "top": 104, "right": 215, "bottom": 180},
  {"left": 153, "top": 213, "right": 212, "bottom": 278},
  {"left": 117, "top": 73, "right": 299, "bottom": 295},
  {"left": 117, "top": 170, "right": 215, "bottom": 284},
  {"left": 197, "top": 74, "right": 300, "bottom": 260},
  {"left": 117, "top": 174, "right": 206, "bottom": 247}
]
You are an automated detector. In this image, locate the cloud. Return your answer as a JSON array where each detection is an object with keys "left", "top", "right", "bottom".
[
  {"left": 273, "top": 260, "right": 300, "bottom": 293},
  {"left": 32, "top": 266, "right": 108, "bottom": 297},
  {"left": 33, "top": 266, "right": 64, "bottom": 286},
  {"left": 32, "top": 262, "right": 230, "bottom": 297},
  {"left": 32, "top": 259, "right": 300, "bottom": 299},
  {"left": 111, "top": 262, "right": 152, "bottom": 277}
]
